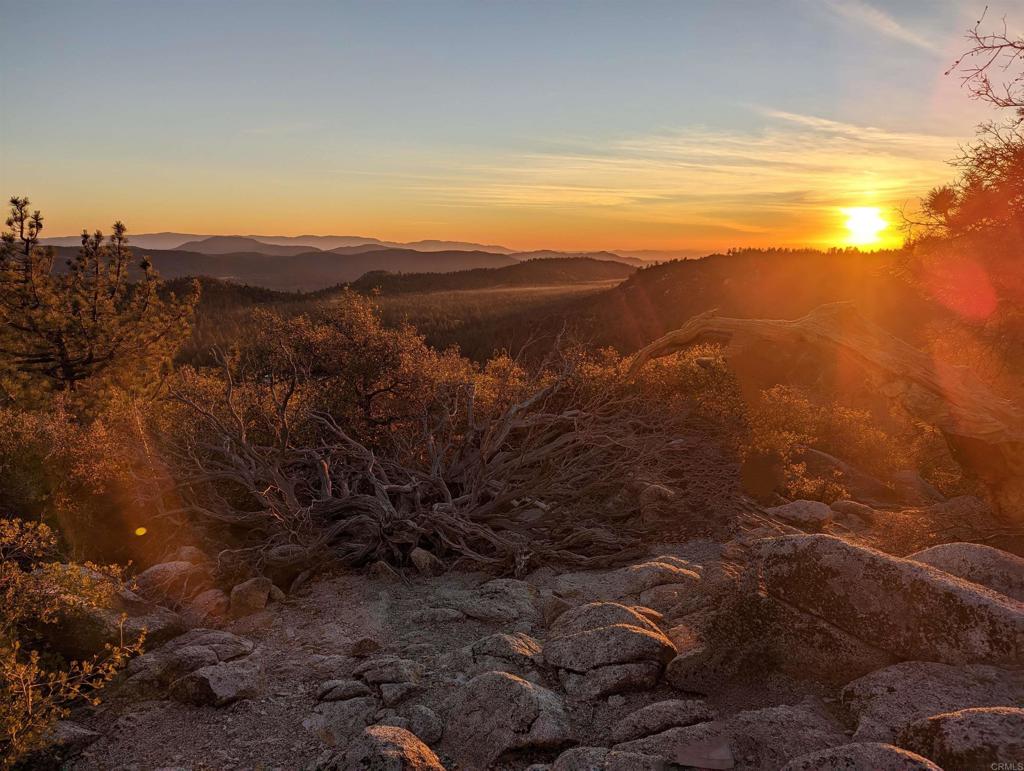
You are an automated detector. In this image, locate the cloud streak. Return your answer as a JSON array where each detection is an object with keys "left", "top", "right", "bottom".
[
  {"left": 366, "top": 109, "right": 958, "bottom": 247},
  {"left": 819, "top": 0, "right": 942, "bottom": 53}
]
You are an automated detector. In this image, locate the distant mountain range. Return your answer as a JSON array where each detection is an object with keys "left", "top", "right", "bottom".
[
  {"left": 50, "top": 245, "right": 519, "bottom": 291},
  {"left": 40, "top": 232, "right": 669, "bottom": 290},
  {"left": 40, "top": 232, "right": 518, "bottom": 254},
  {"left": 39, "top": 232, "right": 696, "bottom": 264}
]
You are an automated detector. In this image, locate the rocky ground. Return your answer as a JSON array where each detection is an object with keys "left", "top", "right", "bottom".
[{"left": 37, "top": 495, "right": 1024, "bottom": 771}]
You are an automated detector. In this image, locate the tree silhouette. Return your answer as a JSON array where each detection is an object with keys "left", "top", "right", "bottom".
[{"left": 0, "top": 196, "right": 197, "bottom": 403}]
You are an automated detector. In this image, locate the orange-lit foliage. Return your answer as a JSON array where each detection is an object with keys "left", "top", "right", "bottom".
[
  {"left": 0, "top": 399, "right": 153, "bottom": 562},
  {"left": 746, "top": 385, "right": 963, "bottom": 502},
  {"left": 0, "top": 197, "right": 196, "bottom": 410},
  {"left": 0, "top": 519, "right": 142, "bottom": 767}
]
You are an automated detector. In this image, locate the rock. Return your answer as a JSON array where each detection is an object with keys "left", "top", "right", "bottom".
[
  {"left": 638, "top": 583, "right": 703, "bottom": 616},
  {"left": 543, "top": 593, "right": 573, "bottom": 626},
  {"left": 544, "top": 624, "right": 676, "bottom": 673},
  {"left": 377, "top": 713, "right": 412, "bottom": 732},
  {"left": 898, "top": 707, "right": 1024, "bottom": 769},
  {"left": 269, "top": 584, "right": 286, "bottom": 603},
  {"left": 134, "top": 560, "right": 210, "bottom": 604},
  {"left": 354, "top": 656, "right": 423, "bottom": 685},
  {"left": 907, "top": 542, "right": 1024, "bottom": 602},
  {"left": 186, "top": 588, "right": 229, "bottom": 624},
  {"left": 829, "top": 499, "right": 876, "bottom": 524},
  {"left": 409, "top": 547, "right": 444, "bottom": 577},
  {"left": 780, "top": 742, "right": 941, "bottom": 770},
  {"left": 664, "top": 641, "right": 719, "bottom": 694},
  {"left": 613, "top": 701, "right": 844, "bottom": 770},
  {"left": 615, "top": 560, "right": 701, "bottom": 596},
  {"left": 119, "top": 628, "right": 253, "bottom": 698},
  {"left": 471, "top": 631, "right": 542, "bottom": 660},
  {"left": 445, "top": 671, "right": 573, "bottom": 768},
  {"left": 405, "top": 704, "right": 443, "bottom": 744},
  {"left": 755, "top": 534, "right": 1024, "bottom": 665},
  {"left": 549, "top": 602, "right": 664, "bottom": 638},
  {"left": 445, "top": 579, "right": 539, "bottom": 623},
  {"left": 324, "top": 725, "right": 446, "bottom": 771},
  {"left": 454, "top": 632, "right": 543, "bottom": 678},
  {"left": 264, "top": 543, "right": 309, "bottom": 589},
  {"left": 841, "top": 661, "right": 1024, "bottom": 742},
  {"left": 317, "top": 679, "right": 371, "bottom": 701},
  {"left": 169, "top": 657, "right": 261, "bottom": 706},
  {"left": 552, "top": 747, "right": 666, "bottom": 770},
  {"left": 381, "top": 681, "right": 422, "bottom": 705},
  {"left": 307, "top": 696, "right": 379, "bottom": 747},
  {"left": 48, "top": 720, "right": 100, "bottom": 755},
  {"left": 766, "top": 596, "right": 896, "bottom": 685},
  {"left": 766, "top": 499, "right": 833, "bottom": 528},
  {"left": 229, "top": 576, "right": 272, "bottom": 618},
  {"left": 41, "top": 568, "right": 185, "bottom": 660},
  {"left": 172, "top": 545, "right": 208, "bottom": 564},
  {"left": 560, "top": 661, "right": 662, "bottom": 699},
  {"left": 611, "top": 700, "right": 716, "bottom": 743}
]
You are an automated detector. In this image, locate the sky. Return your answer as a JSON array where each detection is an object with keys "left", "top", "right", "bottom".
[{"left": 0, "top": 0, "right": 1014, "bottom": 251}]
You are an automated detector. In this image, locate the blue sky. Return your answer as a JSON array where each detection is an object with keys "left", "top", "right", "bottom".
[{"left": 0, "top": 0, "right": 1013, "bottom": 249}]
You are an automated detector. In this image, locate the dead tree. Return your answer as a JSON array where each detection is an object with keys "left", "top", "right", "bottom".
[
  {"left": 154, "top": 351, "right": 680, "bottom": 576},
  {"left": 950, "top": 10, "right": 1024, "bottom": 111}
]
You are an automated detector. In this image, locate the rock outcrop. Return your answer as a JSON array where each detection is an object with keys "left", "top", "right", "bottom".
[
  {"left": 316, "top": 725, "right": 446, "bottom": 770},
  {"left": 545, "top": 601, "right": 676, "bottom": 699},
  {"left": 907, "top": 542, "right": 1024, "bottom": 602},
  {"left": 613, "top": 700, "right": 844, "bottom": 770},
  {"left": 780, "top": 742, "right": 941, "bottom": 770},
  {"left": 897, "top": 707, "right": 1024, "bottom": 770},
  {"left": 118, "top": 628, "right": 255, "bottom": 701},
  {"left": 229, "top": 576, "right": 273, "bottom": 618},
  {"left": 169, "top": 656, "right": 261, "bottom": 706},
  {"left": 841, "top": 661, "right": 1024, "bottom": 742},
  {"left": 444, "top": 671, "right": 572, "bottom": 767},
  {"left": 442, "top": 579, "right": 540, "bottom": 623},
  {"left": 755, "top": 534, "right": 1024, "bottom": 665},
  {"left": 610, "top": 699, "right": 716, "bottom": 743},
  {"left": 134, "top": 560, "right": 211, "bottom": 605},
  {"left": 765, "top": 499, "right": 833, "bottom": 528},
  {"left": 40, "top": 566, "right": 185, "bottom": 660}
]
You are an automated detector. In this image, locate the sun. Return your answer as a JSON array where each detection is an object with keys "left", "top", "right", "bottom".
[{"left": 841, "top": 206, "right": 888, "bottom": 246}]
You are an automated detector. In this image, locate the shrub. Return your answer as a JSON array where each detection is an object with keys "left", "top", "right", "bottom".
[
  {"left": 0, "top": 518, "right": 142, "bottom": 767},
  {"left": 746, "top": 385, "right": 964, "bottom": 502}
]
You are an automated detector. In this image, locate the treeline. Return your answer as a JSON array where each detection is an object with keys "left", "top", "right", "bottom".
[{"left": 349, "top": 257, "right": 634, "bottom": 294}]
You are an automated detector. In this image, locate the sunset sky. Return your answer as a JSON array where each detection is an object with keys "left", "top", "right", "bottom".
[{"left": 0, "top": 0, "right": 1011, "bottom": 251}]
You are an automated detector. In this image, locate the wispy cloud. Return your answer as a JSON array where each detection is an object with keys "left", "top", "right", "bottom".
[
  {"left": 359, "top": 109, "right": 958, "bottom": 246},
  {"left": 819, "top": 0, "right": 942, "bottom": 53}
]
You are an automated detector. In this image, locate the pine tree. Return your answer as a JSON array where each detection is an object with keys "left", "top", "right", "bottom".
[{"left": 0, "top": 196, "right": 197, "bottom": 405}]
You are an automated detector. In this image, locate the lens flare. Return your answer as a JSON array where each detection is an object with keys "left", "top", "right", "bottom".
[
  {"left": 134, "top": 527, "right": 148, "bottom": 536},
  {"left": 841, "top": 207, "right": 888, "bottom": 246}
]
